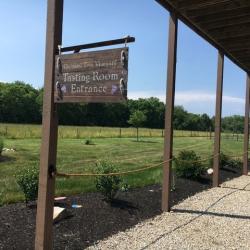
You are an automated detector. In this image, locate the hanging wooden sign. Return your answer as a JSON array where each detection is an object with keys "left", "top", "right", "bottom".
[{"left": 54, "top": 47, "right": 128, "bottom": 103}]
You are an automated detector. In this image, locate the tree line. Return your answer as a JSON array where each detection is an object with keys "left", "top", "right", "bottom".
[{"left": 0, "top": 81, "right": 245, "bottom": 133}]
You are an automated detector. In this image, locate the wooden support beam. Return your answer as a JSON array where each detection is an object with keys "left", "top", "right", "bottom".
[
  {"left": 35, "top": 0, "right": 63, "bottom": 249},
  {"left": 213, "top": 51, "right": 224, "bottom": 187},
  {"left": 243, "top": 73, "right": 250, "bottom": 175},
  {"left": 162, "top": 12, "right": 178, "bottom": 212}
]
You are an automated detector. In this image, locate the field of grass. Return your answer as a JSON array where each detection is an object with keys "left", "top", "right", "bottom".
[{"left": 0, "top": 123, "right": 245, "bottom": 205}]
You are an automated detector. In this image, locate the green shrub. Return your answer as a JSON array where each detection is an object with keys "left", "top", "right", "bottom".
[
  {"left": 209, "top": 152, "right": 242, "bottom": 169},
  {"left": 120, "top": 181, "right": 130, "bottom": 192},
  {"left": 16, "top": 164, "right": 39, "bottom": 204},
  {"left": 219, "top": 152, "right": 230, "bottom": 168},
  {"left": 85, "top": 138, "right": 94, "bottom": 145},
  {"left": 174, "top": 150, "right": 204, "bottom": 180},
  {"left": 0, "top": 137, "right": 3, "bottom": 155},
  {"left": 95, "top": 160, "right": 122, "bottom": 201},
  {"left": 228, "top": 158, "right": 242, "bottom": 169}
]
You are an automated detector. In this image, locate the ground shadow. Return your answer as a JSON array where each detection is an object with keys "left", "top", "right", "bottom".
[
  {"left": 0, "top": 155, "right": 15, "bottom": 163},
  {"left": 220, "top": 167, "right": 242, "bottom": 183}
]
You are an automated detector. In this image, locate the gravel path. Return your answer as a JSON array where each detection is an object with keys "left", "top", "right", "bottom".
[{"left": 88, "top": 175, "right": 250, "bottom": 250}]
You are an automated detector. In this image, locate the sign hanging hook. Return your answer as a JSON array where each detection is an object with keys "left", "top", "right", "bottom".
[
  {"left": 58, "top": 45, "right": 62, "bottom": 55},
  {"left": 124, "top": 35, "right": 130, "bottom": 48}
]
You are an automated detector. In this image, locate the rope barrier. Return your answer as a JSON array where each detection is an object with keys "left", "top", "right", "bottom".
[
  {"left": 59, "top": 139, "right": 213, "bottom": 169},
  {"left": 56, "top": 149, "right": 250, "bottom": 178},
  {"left": 56, "top": 153, "right": 218, "bottom": 178},
  {"left": 56, "top": 159, "right": 169, "bottom": 177}
]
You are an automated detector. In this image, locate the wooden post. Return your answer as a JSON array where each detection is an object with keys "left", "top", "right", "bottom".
[
  {"left": 243, "top": 73, "right": 250, "bottom": 175},
  {"left": 162, "top": 12, "right": 178, "bottom": 212},
  {"left": 35, "top": 0, "right": 63, "bottom": 249},
  {"left": 213, "top": 51, "right": 224, "bottom": 187}
]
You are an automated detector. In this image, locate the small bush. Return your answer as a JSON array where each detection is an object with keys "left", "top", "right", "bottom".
[
  {"left": 219, "top": 152, "right": 230, "bottom": 168},
  {"left": 16, "top": 164, "right": 39, "bottom": 204},
  {"left": 120, "top": 181, "right": 130, "bottom": 192},
  {"left": 85, "top": 138, "right": 94, "bottom": 145},
  {"left": 228, "top": 158, "right": 242, "bottom": 169},
  {"left": 174, "top": 150, "right": 204, "bottom": 180},
  {"left": 209, "top": 152, "right": 242, "bottom": 170},
  {"left": 95, "top": 160, "right": 122, "bottom": 201},
  {"left": 0, "top": 138, "right": 3, "bottom": 155}
]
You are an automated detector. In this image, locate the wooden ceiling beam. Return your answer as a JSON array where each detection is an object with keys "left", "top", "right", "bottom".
[
  {"left": 229, "top": 47, "right": 250, "bottom": 53},
  {"left": 207, "top": 21, "right": 250, "bottom": 32},
  {"left": 184, "top": 1, "right": 250, "bottom": 18},
  {"left": 199, "top": 15, "right": 250, "bottom": 30},
  {"left": 225, "top": 43, "right": 250, "bottom": 50},
  {"left": 193, "top": 7, "right": 250, "bottom": 24},
  {"left": 210, "top": 26, "right": 250, "bottom": 40},
  {"left": 218, "top": 35, "right": 250, "bottom": 44},
  {"left": 175, "top": 0, "right": 230, "bottom": 11}
]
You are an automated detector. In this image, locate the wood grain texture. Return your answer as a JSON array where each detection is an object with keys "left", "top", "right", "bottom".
[
  {"left": 243, "top": 74, "right": 250, "bottom": 175},
  {"left": 35, "top": 0, "right": 63, "bottom": 249},
  {"left": 162, "top": 12, "right": 178, "bottom": 212},
  {"left": 213, "top": 51, "right": 224, "bottom": 187}
]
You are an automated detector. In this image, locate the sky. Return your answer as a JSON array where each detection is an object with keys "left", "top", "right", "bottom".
[{"left": 0, "top": 0, "right": 247, "bottom": 117}]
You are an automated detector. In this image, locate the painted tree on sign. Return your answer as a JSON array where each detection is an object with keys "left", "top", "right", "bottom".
[{"left": 128, "top": 110, "right": 146, "bottom": 141}]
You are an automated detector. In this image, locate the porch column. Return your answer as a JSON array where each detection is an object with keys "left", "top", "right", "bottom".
[
  {"left": 162, "top": 12, "right": 178, "bottom": 212},
  {"left": 243, "top": 73, "right": 250, "bottom": 175},
  {"left": 213, "top": 51, "right": 224, "bottom": 187}
]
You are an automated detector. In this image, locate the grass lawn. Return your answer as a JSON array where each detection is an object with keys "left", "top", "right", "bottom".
[{"left": 0, "top": 132, "right": 244, "bottom": 205}]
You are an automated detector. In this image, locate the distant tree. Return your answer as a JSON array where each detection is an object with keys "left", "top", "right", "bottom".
[
  {"left": 199, "top": 113, "right": 212, "bottom": 131},
  {"left": 128, "top": 98, "right": 165, "bottom": 128},
  {"left": 173, "top": 106, "right": 189, "bottom": 130},
  {"left": 0, "top": 81, "right": 41, "bottom": 123},
  {"left": 222, "top": 115, "right": 244, "bottom": 133},
  {"left": 128, "top": 110, "right": 146, "bottom": 141}
]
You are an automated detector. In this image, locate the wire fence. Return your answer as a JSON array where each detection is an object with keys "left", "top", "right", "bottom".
[{"left": 0, "top": 123, "right": 245, "bottom": 140}]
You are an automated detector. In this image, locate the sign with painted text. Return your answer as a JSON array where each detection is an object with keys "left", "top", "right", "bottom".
[{"left": 54, "top": 47, "right": 128, "bottom": 103}]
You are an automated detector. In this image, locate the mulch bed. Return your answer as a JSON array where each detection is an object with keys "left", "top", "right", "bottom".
[{"left": 0, "top": 169, "right": 241, "bottom": 250}]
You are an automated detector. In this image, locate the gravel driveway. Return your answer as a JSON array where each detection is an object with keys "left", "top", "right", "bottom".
[{"left": 88, "top": 175, "right": 250, "bottom": 250}]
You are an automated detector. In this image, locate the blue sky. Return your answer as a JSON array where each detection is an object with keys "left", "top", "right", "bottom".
[{"left": 0, "top": 0, "right": 247, "bottom": 116}]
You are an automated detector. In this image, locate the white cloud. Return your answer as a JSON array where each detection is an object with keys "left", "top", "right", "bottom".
[
  {"left": 175, "top": 91, "right": 244, "bottom": 105},
  {"left": 128, "top": 90, "right": 245, "bottom": 116},
  {"left": 128, "top": 90, "right": 244, "bottom": 104}
]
